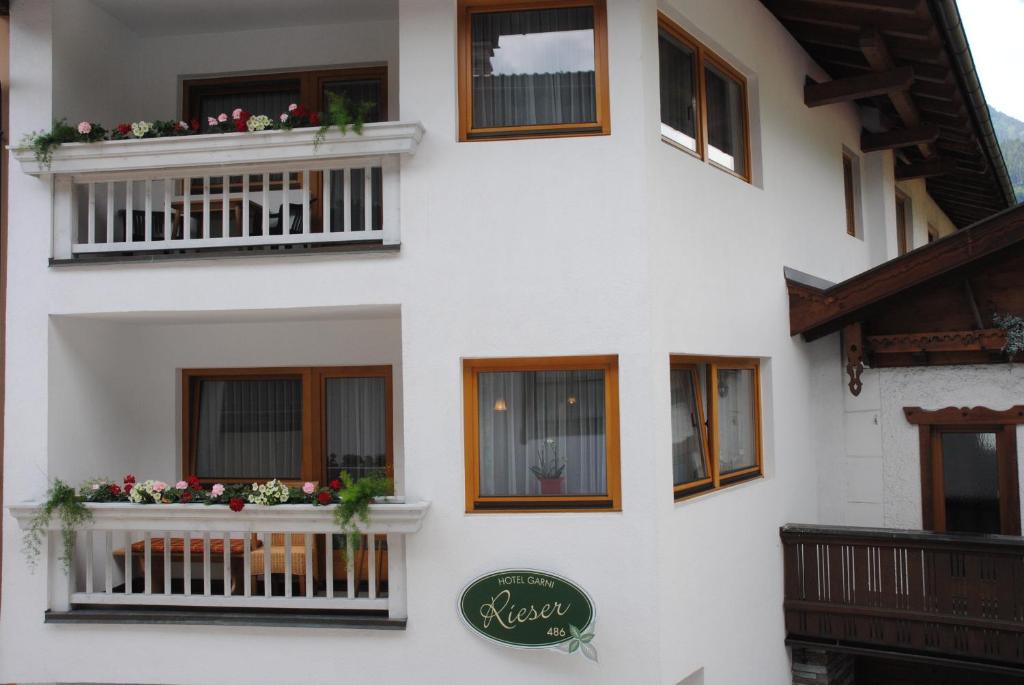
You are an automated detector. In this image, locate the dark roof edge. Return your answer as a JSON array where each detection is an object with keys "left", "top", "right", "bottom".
[
  {"left": 782, "top": 266, "right": 834, "bottom": 292},
  {"left": 929, "top": 0, "right": 1016, "bottom": 210}
]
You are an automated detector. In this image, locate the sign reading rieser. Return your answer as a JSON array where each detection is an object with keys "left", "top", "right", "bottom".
[{"left": 459, "top": 569, "right": 598, "bottom": 661}]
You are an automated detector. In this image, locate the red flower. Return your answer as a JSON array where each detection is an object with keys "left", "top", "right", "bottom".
[
  {"left": 317, "top": 490, "right": 332, "bottom": 505},
  {"left": 293, "top": 105, "right": 309, "bottom": 119},
  {"left": 123, "top": 473, "right": 136, "bottom": 484},
  {"left": 228, "top": 497, "right": 245, "bottom": 512},
  {"left": 116, "top": 123, "right": 131, "bottom": 136},
  {"left": 110, "top": 484, "right": 122, "bottom": 496},
  {"left": 309, "top": 112, "right": 320, "bottom": 126},
  {"left": 189, "top": 118, "right": 200, "bottom": 131},
  {"left": 329, "top": 479, "right": 342, "bottom": 491},
  {"left": 186, "top": 475, "right": 201, "bottom": 490},
  {"left": 180, "top": 491, "right": 193, "bottom": 503},
  {"left": 124, "top": 483, "right": 133, "bottom": 494},
  {"left": 233, "top": 111, "right": 251, "bottom": 132}
]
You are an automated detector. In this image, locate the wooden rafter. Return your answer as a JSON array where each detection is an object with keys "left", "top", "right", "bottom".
[
  {"left": 804, "top": 67, "right": 914, "bottom": 107},
  {"left": 895, "top": 157, "right": 957, "bottom": 180},
  {"left": 861, "top": 122, "right": 939, "bottom": 152}
]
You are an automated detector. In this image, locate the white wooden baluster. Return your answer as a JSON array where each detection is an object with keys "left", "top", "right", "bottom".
[
  {"left": 84, "top": 530, "right": 94, "bottom": 594},
  {"left": 163, "top": 532, "right": 171, "bottom": 594},
  {"left": 263, "top": 533, "right": 272, "bottom": 597},
  {"left": 346, "top": 535, "right": 355, "bottom": 599},
  {"left": 304, "top": 534, "right": 313, "bottom": 597},
  {"left": 105, "top": 183, "right": 114, "bottom": 245},
  {"left": 221, "top": 175, "right": 230, "bottom": 238},
  {"left": 144, "top": 179, "right": 153, "bottom": 243},
  {"left": 242, "top": 175, "right": 250, "bottom": 237},
  {"left": 125, "top": 180, "right": 134, "bottom": 244},
  {"left": 368, "top": 533, "right": 377, "bottom": 600},
  {"left": 143, "top": 532, "right": 152, "bottom": 595},
  {"left": 342, "top": 168, "right": 351, "bottom": 233},
  {"left": 302, "top": 170, "right": 310, "bottom": 235},
  {"left": 387, "top": 533, "right": 407, "bottom": 619},
  {"left": 364, "top": 165, "right": 373, "bottom": 231},
  {"left": 86, "top": 183, "right": 96, "bottom": 246},
  {"left": 322, "top": 169, "right": 332, "bottom": 233},
  {"left": 325, "top": 533, "right": 334, "bottom": 599},
  {"left": 124, "top": 531, "right": 133, "bottom": 595},
  {"left": 202, "top": 532, "right": 211, "bottom": 596},
  {"left": 163, "top": 179, "right": 172, "bottom": 243},
  {"left": 104, "top": 531, "right": 113, "bottom": 594},
  {"left": 223, "top": 532, "right": 231, "bottom": 597},
  {"left": 202, "top": 176, "right": 210, "bottom": 240},
  {"left": 284, "top": 533, "right": 293, "bottom": 598},
  {"left": 243, "top": 535, "right": 252, "bottom": 597},
  {"left": 262, "top": 174, "right": 270, "bottom": 237},
  {"left": 282, "top": 173, "right": 291, "bottom": 235},
  {"left": 183, "top": 531, "right": 192, "bottom": 596},
  {"left": 183, "top": 176, "right": 192, "bottom": 242}
]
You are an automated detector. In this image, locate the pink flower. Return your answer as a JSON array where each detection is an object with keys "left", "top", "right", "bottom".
[
  {"left": 217, "top": 113, "right": 228, "bottom": 123},
  {"left": 207, "top": 116, "right": 218, "bottom": 127},
  {"left": 152, "top": 481, "right": 167, "bottom": 493},
  {"left": 288, "top": 103, "right": 298, "bottom": 112},
  {"left": 302, "top": 481, "right": 316, "bottom": 495},
  {"left": 175, "top": 480, "right": 188, "bottom": 490},
  {"left": 178, "top": 120, "right": 189, "bottom": 129},
  {"left": 91, "top": 483, "right": 100, "bottom": 490},
  {"left": 279, "top": 113, "right": 288, "bottom": 122},
  {"left": 211, "top": 483, "right": 225, "bottom": 497},
  {"left": 77, "top": 121, "right": 92, "bottom": 135},
  {"left": 232, "top": 108, "right": 243, "bottom": 120}
]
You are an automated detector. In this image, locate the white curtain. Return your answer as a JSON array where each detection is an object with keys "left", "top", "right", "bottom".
[
  {"left": 716, "top": 369, "right": 756, "bottom": 473},
  {"left": 670, "top": 369, "right": 707, "bottom": 486},
  {"left": 195, "top": 379, "right": 302, "bottom": 479},
  {"left": 477, "top": 370, "right": 606, "bottom": 497},
  {"left": 324, "top": 377, "right": 388, "bottom": 480}
]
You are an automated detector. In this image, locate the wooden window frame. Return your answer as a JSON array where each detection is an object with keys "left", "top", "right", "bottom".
[
  {"left": 671, "top": 355, "right": 764, "bottom": 501},
  {"left": 895, "top": 189, "right": 910, "bottom": 255},
  {"left": 843, "top": 151, "right": 858, "bottom": 237},
  {"left": 457, "top": 0, "right": 611, "bottom": 142},
  {"left": 462, "top": 355, "right": 621, "bottom": 513},
  {"left": 905, "top": 406, "right": 1024, "bottom": 535},
  {"left": 658, "top": 13, "right": 751, "bottom": 183},
  {"left": 182, "top": 366, "right": 393, "bottom": 486}
]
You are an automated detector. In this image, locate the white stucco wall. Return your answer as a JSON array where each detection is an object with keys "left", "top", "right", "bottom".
[
  {"left": 0, "top": 0, "right": 959, "bottom": 683},
  {"left": 896, "top": 178, "right": 958, "bottom": 249}
]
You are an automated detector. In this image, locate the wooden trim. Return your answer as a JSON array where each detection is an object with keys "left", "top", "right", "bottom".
[
  {"left": 843, "top": 152, "right": 857, "bottom": 236},
  {"left": 657, "top": 13, "right": 751, "bottom": 183},
  {"left": 895, "top": 189, "right": 909, "bottom": 255},
  {"left": 670, "top": 355, "right": 763, "bottom": 501},
  {"left": 462, "top": 355, "right": 621, "bottom": 513},
  {"left": 182, "top": 366, "right": 393, "bottom": 484},
  {"left": 457, "top": 0, "right": 610, "bottom": 142},
  {"left": 804, "top": 67, "right": 914, "bottom": 107},
  {"left": 668, "top": 362, "right": 712, "bottom": 495},
  {"left": 904, "top": 406, "right": 1024, "bottom": 426}
]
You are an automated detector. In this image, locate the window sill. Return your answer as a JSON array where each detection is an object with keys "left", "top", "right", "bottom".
[
  {"left": 45, "top": 607, "right": 405, "bottom": 630},
  {"left": 469, "top": 498, "right": 618, "bottom": 513},
  {"left": 49, "top": 241, "right": 399, "bottom": 267}
]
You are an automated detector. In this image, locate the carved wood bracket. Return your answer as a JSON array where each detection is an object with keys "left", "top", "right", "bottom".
[{"left": 843, "top": 322, "right": 865, "bottom": 396}]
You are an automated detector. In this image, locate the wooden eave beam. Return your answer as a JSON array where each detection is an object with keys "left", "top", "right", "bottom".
[
  {"left": 767, "top": 0, "right": 934, "bottom": 36},
  {"left": 861, "top": 122, "right": 939, "bottom": 152},
  {"left": 895, "top": 157, "right": 957, "bottom": 180},
  {"left": 804, "top": 67, "right": 914, "bottom": 107}
]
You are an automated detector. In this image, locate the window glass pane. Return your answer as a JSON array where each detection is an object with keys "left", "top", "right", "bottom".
[
  {"left": 659, "top": 29, "right": 698, "bottom": 152},
  {"left": 195, "top": 378, "right": 302, "bottom": 479},
  {"left": 477, "top": 369, "right": 606, "bottom": 497},
  {"left": 324, "top": 377, "right": 388, "bottom": 482},
  {"left": 941, "top": 432, "right": 1000, "bottom": 534},
  {"left": 704, "top": 62, "right": 746, "bottom": 175},
  {"left": 471, "top": 6, "right": 597, "bottom": 129},
  {"left": 671, "top": 368, "right": 707, "bottom": 486},
  {"left": 198, "top": 82, "right": 299, "bottom": 133},
  {"left": 716, "top": 368, "right": 757, "bottom": 474}
]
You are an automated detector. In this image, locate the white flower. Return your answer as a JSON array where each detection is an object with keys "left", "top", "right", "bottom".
[
  {"left": 247, "top": 478, "right": 289, "bottom": 505},
  {"left": 91, "top": 483, "right": 100, "bottom": 490},
  {"left": 178, "top": 120, "right": 189, "bottom": 129},
  {"left": 280, "top": 113, "right": 289, "bottom": 123},
  {"left": 217, "top": 112, "right": 228, "bottom": 123},
  {"left": 130, "top": 121, "right": 152, "bottom": 138},
  {"left": 288, "top": 103, "right": 298, "bottom": 112},
  {"left": 232, "top": 108, "right": 243, "bottom": 120},
  {"left": 77, "top": 121, "right": 92, "bottom": 135},
  {"left": 207, "top": 116, "right": 218, "bottom": 127},
  {"left": 246, "top": 114, "right": 271, "bottom": 132}
]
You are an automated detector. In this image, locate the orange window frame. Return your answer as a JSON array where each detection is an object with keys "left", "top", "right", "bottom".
[
  {"left": 671, "top": 356, "right": 764, "bottom": 501},
  {"left": 457, "top": 0, "right": 611, "bottom": 141},
  {"left": 182, "top": 366, "right": 393, "bottom": 486},
  {"left": 658, "top": 13, "right": 751, "bottom": 183},
  {"left": 462, "top": 355, "right": 621, "bottom": 513},
  {"left": 843, "top": 152, "right": 857, "bottom": 236}
]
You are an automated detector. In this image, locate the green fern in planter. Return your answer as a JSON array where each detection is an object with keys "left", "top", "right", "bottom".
[
  {"left": 333, "top": 471, "right": 393, "bottom": 536},
  {"left": 313, "top": 92, "right": 373, "bottom": 149},
  {"left": 23, "top": 479, "right": 91, "bottom": 572}
]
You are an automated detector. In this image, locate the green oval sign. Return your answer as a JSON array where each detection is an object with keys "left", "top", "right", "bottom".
[{"left": 459, "top": 569, "right": 595, "bottom": 649}]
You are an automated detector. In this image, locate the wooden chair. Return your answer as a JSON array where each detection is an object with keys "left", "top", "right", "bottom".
[
  {"left": 249, "top": 533, "right": 319, "bottom": 595},
  {"left": 113, "top": 535, "right": 261, "bottom": 594}
]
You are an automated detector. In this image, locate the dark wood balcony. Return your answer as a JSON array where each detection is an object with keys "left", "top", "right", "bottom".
[{"left": 782, "top": 524, "right": 1024, "bottom": 676}]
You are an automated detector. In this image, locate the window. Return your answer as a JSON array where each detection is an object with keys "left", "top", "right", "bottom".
[
  {"left": 463, "top": 356, "right": 620, "bottom": 512},
  {"left": 183, "top": 367, "right": 393, "bottom": 484},
  {"left": 671, "top": 356, "right": 763, "bottom": 499},
  {"left": 895, "top": 191, "right": 910, "bottom": 255},
  {"left": 457, "top": 0, "right": 610, "bottom": 141},
  {"left": 905, "top": 406, "right": 1023, "bottom": 535},
  {"left": 843, "top": 151, "right": 858, "bottom": 237},
  {"left": 658, "top": 14, "right": 750, "bottom": 181}
]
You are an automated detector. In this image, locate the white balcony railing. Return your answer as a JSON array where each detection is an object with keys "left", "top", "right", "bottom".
[
  {"left": 11, "top": 122, "right": 424, "bottom": 259},
  {"left": 9, "top": 500, "right": 429, "bottom": 621}
]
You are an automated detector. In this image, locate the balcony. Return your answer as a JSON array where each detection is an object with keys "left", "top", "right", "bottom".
[
  {"left": 9, "top": 500, "right": 429, "bottom": 627},
  {"left": 13, "top": 123, "right": 423, "bottom": 261},
  {"left": 782, "top": 524, "right": 1024, "bottom": 672}
]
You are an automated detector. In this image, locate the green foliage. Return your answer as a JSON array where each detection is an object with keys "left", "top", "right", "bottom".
[
  {"left": 529, "top": 439, "right": 565, "bottom": 480},
  {"left": 994, "top": 313, "right": 1024, "bottom": 360},
  {"left": 990, "top": 107, "right": 1024, "bottom": 203},
  {"left": 22, "top": 119, "right": 106, "bottom": 168},
  {"left": 24, "top": 479, "right": 92, "bottom": 572},
  {"left": 333, "top": 471, "right": 393, "bottom": 535},
  {"left": 314, "top": 92, "right": 372, "bottom": 149}
]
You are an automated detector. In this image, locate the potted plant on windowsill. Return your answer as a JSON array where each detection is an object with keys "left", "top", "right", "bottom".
[{"left": 530, "top": 439, "right": 566, "bottom": 496}]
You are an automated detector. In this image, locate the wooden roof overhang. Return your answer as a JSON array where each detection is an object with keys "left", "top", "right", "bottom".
[
  {"left": 761, "top": 0, "right": 1016, "bottom": 227},
  {"left": 786, "top": 203, "right": 1024, "bottom": 393}
]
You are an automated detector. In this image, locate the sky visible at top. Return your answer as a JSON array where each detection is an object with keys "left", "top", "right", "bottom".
[{"left": 959, "top": 0, "right": 1024, "bottom": 122}]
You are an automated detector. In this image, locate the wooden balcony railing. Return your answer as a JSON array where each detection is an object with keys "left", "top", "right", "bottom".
[
  {"left": 9, "top": 500, "right": 429, "bottom": 625},
  {"left": 782, "top": 524, "right": 1024, "bottom": 668}
]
